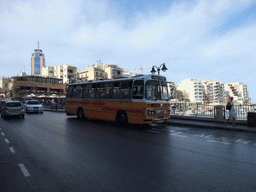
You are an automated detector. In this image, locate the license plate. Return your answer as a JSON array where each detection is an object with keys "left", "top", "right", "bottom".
[{"left": 158, "top": 120, "right": 164, "bottom": 123}]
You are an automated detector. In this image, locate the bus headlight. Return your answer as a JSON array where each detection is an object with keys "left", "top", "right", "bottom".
[{"left": 148, "top": 111, "right": 156, "bottom": 115}]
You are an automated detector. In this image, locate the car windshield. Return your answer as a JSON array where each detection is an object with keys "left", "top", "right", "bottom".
[
  {"left": 27, "top": 101, "right": 40, "bottom": 105},
  {"left": 145, "top": 80, "right": 168, "bottom": 100},
  {"left": 6, "top": 102, "right": 22, "bottom": 107}
]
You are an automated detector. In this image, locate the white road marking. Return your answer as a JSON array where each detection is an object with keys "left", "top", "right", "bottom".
[
  {"left": 235, "top": 139, "right": 252, "bottom": 144},
  {"left": 170, "top": 132, "right": 187, "bottom": 138},
  {"left": 18, "top": 164, "right": 30, "bottom": 177},
  {"left": 5, "top": 139, "right": 10, "bottom": 143},
  {"left": 1, "top": 132, "right": 5, "bottom": 136},
  {"left": 9, "top": 147, "right": 16, "bottom": 154},
  {"left": 208, "top": 140, "right": 230, "bottom": 145}
]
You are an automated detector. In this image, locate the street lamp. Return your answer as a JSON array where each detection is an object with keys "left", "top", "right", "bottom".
[{"left": 150, "top": 63, "right": 168, "bottom": 75}]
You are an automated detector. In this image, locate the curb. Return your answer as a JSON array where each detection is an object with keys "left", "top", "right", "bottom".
[{"left": 167, "top": 119, "right": 256, "bottom": 134}]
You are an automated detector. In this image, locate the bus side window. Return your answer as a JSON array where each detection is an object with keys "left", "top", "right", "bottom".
[
  {"left": 120, "top": 80, "right": 132, "bottom": 99},
  {"left": 105, "top": 83, "right": 114, "bottom": 99},
  {"left": 133, "top": 80, "right": 144, "bottom": 99},
  {"left": 82, "top": 84, "right": 90, "bottom": 98},
  {"left": 113, "top": 82, "right": 121, "bottom": 99},
  {"left": 67, "top": 85, "right": 74, "bottom": 98},
  {"left": 89, "top": 84, "right": 96, "bottom": 98},
  {"left": 73, "top": 85, "right": 83, "bottom": 98}
]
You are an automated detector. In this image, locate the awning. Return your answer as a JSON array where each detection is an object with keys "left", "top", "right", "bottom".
[
  {"left": 19, "top": 85, "right": 33, "bottom": 87},
  {"left": 36, "top": 86, "right": 48, "bottom": 88},
  {"left": 50, "top": 87, "right": 64, "bottom": 90}
]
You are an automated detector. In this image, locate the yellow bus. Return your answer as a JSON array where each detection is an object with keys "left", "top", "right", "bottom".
[{"left": 65, "top": 74, "right": 170, "bottom": 124}]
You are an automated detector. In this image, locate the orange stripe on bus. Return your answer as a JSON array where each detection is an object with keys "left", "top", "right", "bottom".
[
  {"left": 102, "top": 107, "right": 118, "bottom": 112},
  {"left": 126, "top": 109, "right": 144, "bottom": 114}
]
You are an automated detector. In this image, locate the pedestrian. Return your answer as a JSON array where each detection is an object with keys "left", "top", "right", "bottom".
[{"left": 225, "top": 97, "right": 237, "bottom": 127}]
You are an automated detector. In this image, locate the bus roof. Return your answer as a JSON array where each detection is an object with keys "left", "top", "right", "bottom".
[{"left": 69, "top": 74, "right": 166, "bottom": 86}]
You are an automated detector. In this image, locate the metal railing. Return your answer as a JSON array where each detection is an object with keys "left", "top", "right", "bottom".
[{"left": 170, "top": 103, "right": 256, "bottom": 120}]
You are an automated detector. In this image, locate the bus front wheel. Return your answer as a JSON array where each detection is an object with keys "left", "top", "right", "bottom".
[{"left": 77, "top": 108, "right": 85, "bottom": 119}]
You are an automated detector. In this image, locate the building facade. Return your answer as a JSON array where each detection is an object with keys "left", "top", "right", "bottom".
[
  {"left": 42, "top": 64, "right": 77, "bottom": 84},
  {"left": 54, "top": 64, "right": 77, "bottom": 84},
  {"left": 225, "top": 82, "right": 251, "bottom": 105},
  {"left": 8, "top": 74, "right": 65, "bottom": 99},
  {"left": 77, "top": 62, "right": 123, "bottom": 82},
  {"left": 0, "top": 77, "right": 9, "bottom": 93},
  {"left": 167, "top": 81, "right": 177, "bottom": 99},
  {"left": 42, "top": 66, "right": 54, "bottom": 78},
  {"left": 202, "top": 80, "right": 226, "bottom": 104},
  {"left": 104, "top": 64, "right": 122, "bottom": 79},
  {"left": 31, "top": 41, "right": 45, "bottom": 75},
  {"left": 177, "top": 79, "right": 204, "bottom": 103},
  {"left": 77, "top": 66, "right": 104, "bottom": 82}
]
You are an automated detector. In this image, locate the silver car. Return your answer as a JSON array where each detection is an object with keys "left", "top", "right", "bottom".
[
  {"left": 1, "top": 100, "right": 25, "bottom": 118},
  {"left": 24, "top": 100, "right": 44, "bottom": 113}
]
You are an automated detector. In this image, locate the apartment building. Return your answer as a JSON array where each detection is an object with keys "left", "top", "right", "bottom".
[
  {"left": 42, "top": 64, "right": 77, "bottom": 84},
  {"left": 77, "top": 65, "right": 104, "bottom": 82},
  {"left": 167, "top": 81, "right": 177, "bottom": 99},
  {"left": 54, "top": 64, "right": 77, "bottom": 84},
  {"left": 202, "top": 80, "right": 226, "bottom": 104},
  {"left": 177, "top": 79, "right": 204, "bottom": 103},
  {"left": 225, "top": 82, "right": 251, "bottom": 105},
  {"left": 42, "top": 66, "right": 54, "bottom": 78},
  {"left": 0, "top": 77, "right": 9, "bottom": 96},
  {"left": 77, "top": 62, "right": 123, "bottom": 82},
  {"left": 104, "top": 64, "right": 122, "bottom": 79}
]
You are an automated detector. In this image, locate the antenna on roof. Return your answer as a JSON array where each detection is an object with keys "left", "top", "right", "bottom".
[{"left": 37, "top": 38, "right": 40, "bottom": 49}]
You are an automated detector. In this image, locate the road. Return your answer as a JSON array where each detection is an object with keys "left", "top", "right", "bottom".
[{"left": 0, "top": 111, "right": 256, "bottom": 192}]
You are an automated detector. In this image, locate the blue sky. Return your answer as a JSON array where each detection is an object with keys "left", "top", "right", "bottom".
[{"left": 1, "top": 0, "right": 256, "bottom": 102}]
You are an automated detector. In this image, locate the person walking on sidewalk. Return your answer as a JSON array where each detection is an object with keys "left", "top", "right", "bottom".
[{"left": 225, "top": 97, "right": 237, "bottom": 126}]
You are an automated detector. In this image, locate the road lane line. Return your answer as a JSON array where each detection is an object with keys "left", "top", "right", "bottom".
[
  {"left": 5, "top": 139, "right": 10, "bottom": 143},
  {"left": 1, "top": 132, "right": 5, "bottom": 136},
  {"left": 18, "top": 164, "right": 30, "bottom": 177},
  {"left": 9, "top": 147, "right": 16, "bottom": 154},
  {"left": 208, "top": 140, "right": 230, "bottom": 145},
  {"left": 170, "top": 132, "right": 187, "bottom": 138}
]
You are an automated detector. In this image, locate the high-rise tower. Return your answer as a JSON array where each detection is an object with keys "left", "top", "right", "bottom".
[{"left": 31, "top": 40, "right": 45, "bottom": 75}]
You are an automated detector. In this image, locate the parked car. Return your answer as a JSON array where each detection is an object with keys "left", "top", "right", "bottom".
[
  {"left": 1, "top": 100, "right": 25, "bottom": 118},
  {"left": 24, "top": 100, "right": 44, "bottom": 113},
  {"left": 50, "top": 103, "right": 63, "bottom": 109}
]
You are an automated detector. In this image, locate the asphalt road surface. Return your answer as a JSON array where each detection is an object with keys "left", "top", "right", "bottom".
[{"left": 0, "top": 111, "right": 256, "bottom": 192}]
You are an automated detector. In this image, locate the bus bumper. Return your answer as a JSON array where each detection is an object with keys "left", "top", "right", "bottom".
[{"left": 144, "top": 117, "right": 170, "bottom": 124}]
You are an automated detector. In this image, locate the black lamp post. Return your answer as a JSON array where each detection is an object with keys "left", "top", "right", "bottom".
[{"left": 150, "top": 63, "right": 168, "bottom": 75}]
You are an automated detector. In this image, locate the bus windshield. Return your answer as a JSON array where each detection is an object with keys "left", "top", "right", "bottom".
[{"left": 145, "top": 80, "right": 168, "bottom": 100}]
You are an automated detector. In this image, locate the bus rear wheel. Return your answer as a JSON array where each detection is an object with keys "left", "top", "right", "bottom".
[
  {"left": 77, "top": 108, "right": 85, "bottom": 119},
  {"left": 116, "top": 112, "right": 128, "bottom": 125}
]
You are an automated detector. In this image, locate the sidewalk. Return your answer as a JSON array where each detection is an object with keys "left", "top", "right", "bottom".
[{"left": 169, "top": 115, "right": 256, "bottom": 134}]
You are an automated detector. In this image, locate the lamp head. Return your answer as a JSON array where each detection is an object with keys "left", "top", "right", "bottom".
[
  {"left": 150, "top": 66, "right": 156, "bottom": 74},
  {"left": 161, "top": 63, "right": 167, "bottom": 72}
]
